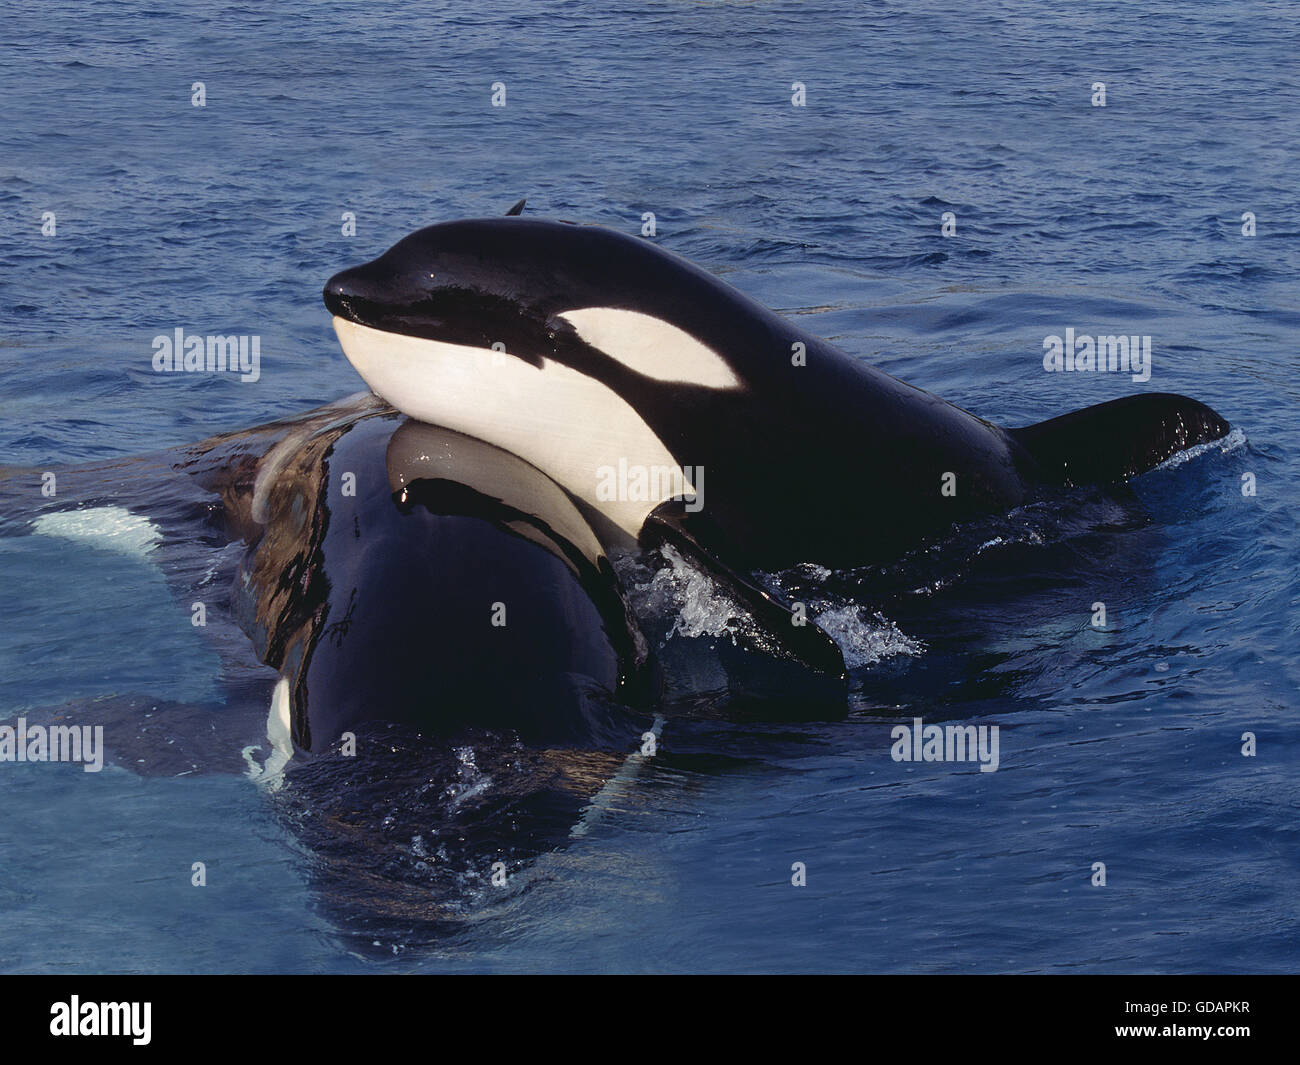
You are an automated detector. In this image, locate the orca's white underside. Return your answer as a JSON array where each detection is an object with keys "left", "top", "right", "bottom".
[{"left": 332, "top": 315, "right": 703, "bottom": 537}]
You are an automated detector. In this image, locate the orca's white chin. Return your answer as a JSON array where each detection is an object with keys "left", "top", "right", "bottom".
[{"left": 331, "top": 316, "right": 693, "bottom": 538}]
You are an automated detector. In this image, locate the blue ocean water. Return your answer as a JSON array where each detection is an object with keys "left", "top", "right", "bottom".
[{"left": 1, "top": 0, "right": 1297, "bottom": 973}]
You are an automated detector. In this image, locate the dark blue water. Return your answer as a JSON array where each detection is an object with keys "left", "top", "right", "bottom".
[{"left": 1, "top": 0, "right": 1296, "bottom": 972}]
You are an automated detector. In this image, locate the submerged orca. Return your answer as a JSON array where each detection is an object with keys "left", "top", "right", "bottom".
[
  {"left": 216, "top": 404, "right": 652, "bottom": 755},
  {"left": 323, "top": 215, "right": 1231, "bottom": 588}
]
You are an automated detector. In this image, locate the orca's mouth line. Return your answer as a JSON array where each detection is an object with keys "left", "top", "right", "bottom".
[
  {"left": 324, "top": 294, "right": 461, "bottom": 351},
  {"left": 323, "top": 275, "right": 548, "bottom": 365},
  {"left": 322, "top": 289, "right": 405, "bottom": 333}
]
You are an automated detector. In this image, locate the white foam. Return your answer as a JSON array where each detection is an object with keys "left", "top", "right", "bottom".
[
  {"left": 810, "top": 605, "right": 924, "bottom": 668},
  {"left": 1156, "top": 426, "right": 1246, "bottom": 470},
  {"left": 624, "top": 545, "right": 923, "bottom": 668},
  {"left": 627, "top": 544, "right": 752, "bottom": 642},
  {"left": 31, "top": 506, "right": 161, "bottom": 558}
]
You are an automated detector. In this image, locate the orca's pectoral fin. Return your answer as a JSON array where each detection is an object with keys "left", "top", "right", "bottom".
[
  {"left": 504, "top": 198, "right": 527, "bottom": 216},
  {"left": 642, "top": 504, "right": 848, "bottom": 682},
  {"left": 1011, "top": 392, "right": 1232, "bottom": 487}
]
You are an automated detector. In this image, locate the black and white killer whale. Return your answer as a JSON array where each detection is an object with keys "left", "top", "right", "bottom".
[{"left": 322, "top": 214, "right": 1232, "bottom": 588}]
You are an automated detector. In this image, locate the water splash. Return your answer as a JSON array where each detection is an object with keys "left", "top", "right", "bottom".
[
  {"left": 1155, "top": 426, "right": 1247, "bottom": 470},
  {"left": 443, "top": 745, "right": 494, "bottom": 812},
  {"left": 621, "top": 545, "right": 923, "bottom": 669},
  {"left": 810, "top": 605, "right": 924, "bottom": 668},
  {"left": 623, "top": 544, "right": 754, "bottom": 642}
]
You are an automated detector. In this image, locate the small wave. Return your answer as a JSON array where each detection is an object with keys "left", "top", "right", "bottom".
[
  {"left": 975, "top": 528, "right": 1044, "bottom": 553},
  {"left": 1156, "top": 427, "right": 1247, "bottom": 471}
]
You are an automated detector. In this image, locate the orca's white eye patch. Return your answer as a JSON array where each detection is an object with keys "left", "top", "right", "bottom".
[{"left": 558, "top": 307, "right": 740, "bottom": 390}]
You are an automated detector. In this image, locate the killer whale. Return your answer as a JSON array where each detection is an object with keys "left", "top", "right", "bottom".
[
  {"left": 217, "top": 404, "right": 654, "bottom": 755},
  {"left": 323, "top": 216, "right": 1231, "bottom": 583}
]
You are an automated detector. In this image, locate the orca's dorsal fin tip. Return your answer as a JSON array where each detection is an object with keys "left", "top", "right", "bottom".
[{"left": 504, "top": 198, "right": 526, "bottom": 216}]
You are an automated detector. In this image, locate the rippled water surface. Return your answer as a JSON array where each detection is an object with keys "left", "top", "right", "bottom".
[{"left": 0, "top": 1, "right": 1296, "bottom": 973}]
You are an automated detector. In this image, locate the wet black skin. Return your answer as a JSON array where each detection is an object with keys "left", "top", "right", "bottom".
[
  {"left": 227, "top": 408, "right": 652, "bottom": 753},
  {"left": 323, "top": 217, "right": 1231, "bottom": 572}
]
